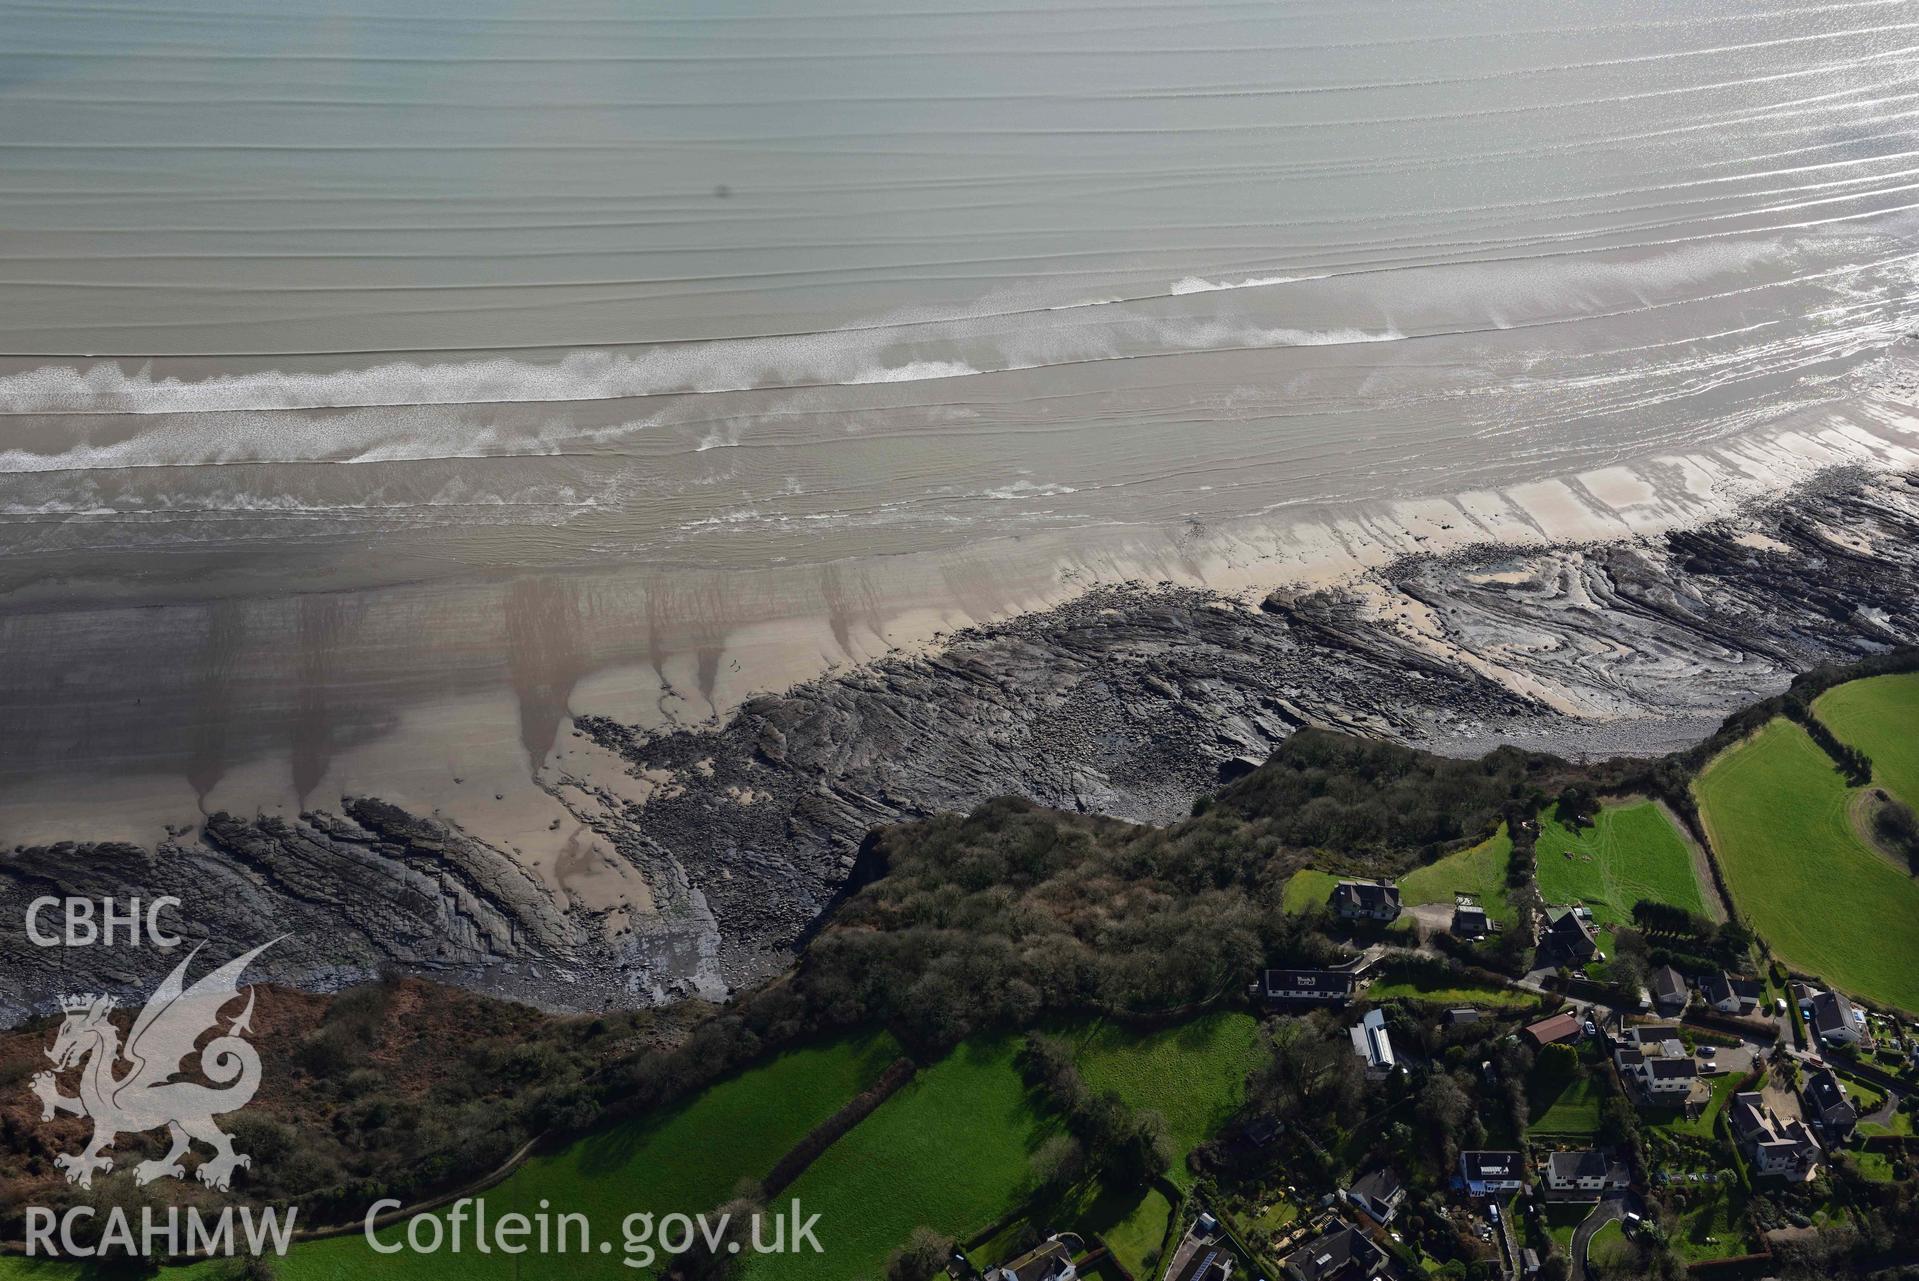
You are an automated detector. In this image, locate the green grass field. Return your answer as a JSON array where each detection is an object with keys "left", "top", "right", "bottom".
[
  {"left": 1099, "top": 1187, "right": 1174, "bottom": 1276},
  {"left": 1668, "top": 1185, "right": 1754, "bottom": 1264},
  {"left": 1816, "top": 673, "right": 1919, "bottom": 807},
  {"left": 1366, "top": 965, "right": 1530, "bottom": 1009},
  {"left": 1396, "top": 825, "right": 1516, "bottom": 924},
  {"left": 752, "top": 1035, "right": 1047, "bottom": 1281},
  {"left": 1587, "top": 1219, "right": 1637, "bottom": 1270},
  {"left": 1695, "top": 717, "right": 1919, "bottom": 1014},
  {"left": 1072, "top": 1012, "right": 1264, "bottom": 1190},
  {"left": 1646, "top": 1072, "right": 1743, "bottom": 1140},
  {"left": 270, "top": 1031, "right": 900, "bottom": 1281},
  {"left": 1534, "top": 801, "right": 1708, "bottom": 926},
  {"left": 1281, "top": 868, "right": 1341, "bottom": 914},
  {"left": 1529, "top": 1074, "right": 1605, "bottom": 1138}
]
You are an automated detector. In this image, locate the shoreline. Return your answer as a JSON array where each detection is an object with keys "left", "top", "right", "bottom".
[{"left": 3, "top": 452, "right": 1917, "bottom": 1020}]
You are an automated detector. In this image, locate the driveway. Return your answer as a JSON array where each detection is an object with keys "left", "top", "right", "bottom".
[{"left": 1570, "top": 1195, "right": 1630, "bottom": 1281}]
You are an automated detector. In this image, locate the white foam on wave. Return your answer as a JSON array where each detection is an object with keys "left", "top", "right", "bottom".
[{"left": 1170, "top": 272, "right": 1322, "bottom": 296}]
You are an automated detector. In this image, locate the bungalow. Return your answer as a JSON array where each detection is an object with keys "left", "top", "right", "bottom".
[
  {"left": 1699, "top": 972, "right": 1763, "bottom": 1017},
  {"left": 1651, "top": 965, "right": 1689, "bottom": 1013},
  {"left": 1730, "top": 1092, "right": 1820, "bottom": 1179},
  {"left": 1810, "top": 990, "right": 1866, "bottom": 1047},
  {"left": 1332, "top": 880, "right": 1402, "bottom": 923},
  {"left": 1801, "top": 1067, "right": 1858, "bottom": 1140},
  {"left": 1282, "top": 1224, "right": 1384, "bottom": 1281},
  {"left": 1524, "top": 1011, "right": 1583, "bottom": 1049},
  {"left": 1344, "top": 1166, "right": 1408, "bottom": 1226},
  {"left": 1461, "top": 1150, "right": 1526, "bottom": 1197},
  {"left": 1543, "top": 1149, "right": 1631, "bottom": 1198},
  {"left": 1541, "top": 909, "right": 1598, "bottom": 966},
  {"left": 1452, "top": 903, "right": 1491, "bottom": 938},
  {"left": 1350, "top": 1009, "right": 1398, "bottom": 1079},
  {"left": 986, "top": 1239, "right": 1076, "bottom": 1281},
  {"left": 1258, "top": 968, "right": 1357, "bottom": 1005}
]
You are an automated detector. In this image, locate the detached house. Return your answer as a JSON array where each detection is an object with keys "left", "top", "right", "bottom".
[
  {"left": 1331, "top": 880, "right": 1402, "bottom": 922},
  {"left": 1810, "top": 990, "right": 1866, "bottom": 1047},
  {"left": 1801, "top": 1067, "right": 1858, "bottom": 1140},
  {"left": 986, "top": 1239, "right": 1076, "bottom": 1281},
  {"left": 1461, "top": 1150, "right": 1526, "bottom": 1197},
  {"left": 1541, "top": 909, "right": 1598, "bottom": 966},
  {"left": 1650, "top": 965, "right": 1689, "bottom": 1013},
  {"left": 1699, "top": 972, "right": 1763, "bottom": 1017},
  {"left": 1614, "top": 1044, "right": 1698, "bottom": 1102},
  {"left": 1282, "top": 1224, "right": 1384, "bottom": 1281},
  {"left": 1258, "top": 969, "right": 1357, "bottom": 1006},
  {"left": 1344, "top": 1167, "right": 1408, "bottom": 1225},
  {"left": 1544, "top": 1149, "right": 1631, "bottom": 1198},
  {"left": 1452, "top": 903, "right": 1491, "bottom": 938},
  {"left": 1730, "top": 1092, "right": 1820, "bottom": 1179},
  {"left": 1350, "top": 1008, "right": 1398, "bottom": 1079}
]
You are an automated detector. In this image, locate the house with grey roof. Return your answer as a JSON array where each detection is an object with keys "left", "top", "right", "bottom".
[
  {"left": 1543, "top": 1149, "right": 1631, "bottom": 1199},
  {"left": 1730, "top": 1092, "right": 1820, "bottom": 1180},
  {"left": 1810, "top": 989, "right": 1866, "bottom": 1047},
  {"left": 1699, "top": 972, "right": 1763, "bottom": 1017},
  {"left": 1282, "top": 1224, "right": 1384, "bottom": 1281},
  {"left": 1651, "top": 965, "right": 1689, "bottom": 1013},
  {"left": 1344, "top": 1166, "right": 1408, "bottom": 1225},
  {"left": 1331, "top": 880, "right": 1402, "bottom": 922},
  {"left": 1801, "top": 1067, "right": 1858, "bottom": 1140}
]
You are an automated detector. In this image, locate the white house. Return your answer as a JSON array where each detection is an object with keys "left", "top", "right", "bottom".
[
  {"left": 1544, "top": 1150, "right": 1631, "bottom": 1198},
  {"left": 1461, "top": 1150, "right": 1525, "bottom": 1197},
  {"left": 1259, "top": 969, "right": 1357, "bottom": 1005}
]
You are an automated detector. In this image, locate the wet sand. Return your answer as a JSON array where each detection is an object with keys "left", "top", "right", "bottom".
[{"left": 3, "top": 384, "right": 1913, "bottom": 863}]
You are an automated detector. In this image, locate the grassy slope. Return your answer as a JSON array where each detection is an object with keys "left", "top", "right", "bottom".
[
  {"left": 1696, "top": 718, "right": 1919, "bottom": 1013},
  {"left": 1534, "top": 801, "right": 1707, "bottom": 926},
  {"left": 244, "top": 1031, "right": 901, "bottom": 1281},
  {"left": 1816, "top": 673, "right": 1919, "bottom": 806},
  {"left": 748, "top": 1036, "right": 1047, "bottom": 1281},
  {"left": 1281, "top": 868, "right": 1341, "bottom": 914},
  {"left": 1396, "top": 826, "right": 1516, "bottom": 924},
  {"left": 1071, "top": 1012, "right": 1263, "bottom": 1190},
  {"left": 1529, "top": 1074, "right": 1604, "bottom": 1138}
]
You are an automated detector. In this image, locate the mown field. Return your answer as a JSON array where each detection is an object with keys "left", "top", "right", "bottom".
[
  {"left": 1396, "top": 825, "right": 1516, "bottom": 924},
  {"left": 751, "top": 1035, "right": 1046, "bottom": 1281},
  {"left": 1533, "top": 801, "right": 1708, "bottom": 925},
  {"left": 1696, "top": 717, "right": 1919, "bottom": 1014},
  {"left": 1816, "top": 673, "right": 1919, "bottom": 806}
]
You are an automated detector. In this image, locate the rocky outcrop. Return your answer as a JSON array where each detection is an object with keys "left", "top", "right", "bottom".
[
  {"left": 0, "top": 798, "right": 717, "bottom": 1023},
  {"left": 8, "top": 468, "right": 1919, "bottom": 1016}
]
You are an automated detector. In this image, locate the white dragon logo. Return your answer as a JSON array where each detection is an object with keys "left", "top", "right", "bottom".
[{"left": 29, "top": 939, "right": 279, "bottom": 1191}]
